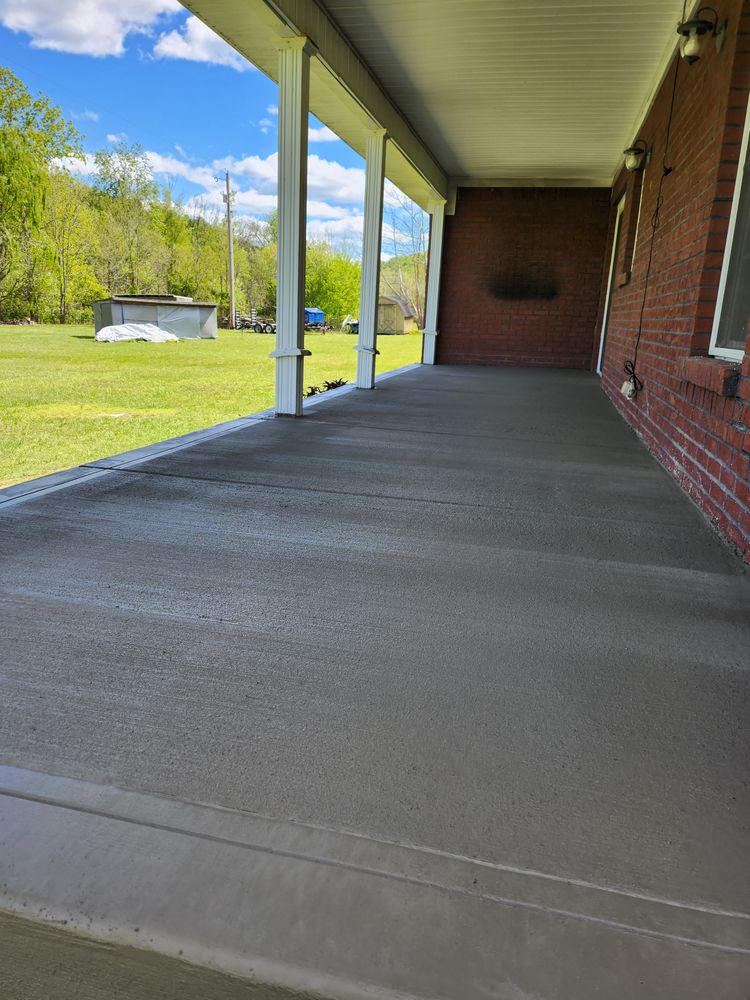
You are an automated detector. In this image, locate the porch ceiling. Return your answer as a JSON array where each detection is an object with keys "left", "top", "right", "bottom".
[
  {"left": 182, "top": 0, "right": 688, "bottom": 197},
  {"left": 319, "top": 0, "right": 687, "bottom": 185}
]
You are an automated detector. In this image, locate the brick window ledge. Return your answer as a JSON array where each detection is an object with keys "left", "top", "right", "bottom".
[{"left": 682, "top": 356, "right": 741, "bottom": 396}]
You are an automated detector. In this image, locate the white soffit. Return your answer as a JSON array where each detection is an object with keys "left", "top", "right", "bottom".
[{"left": 320, "top": 0, "right": 688, "bottom": 185}]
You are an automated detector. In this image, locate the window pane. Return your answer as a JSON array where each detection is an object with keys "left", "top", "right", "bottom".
[{"left": 717, "top": 149, "right": 750, "bottom": 353}]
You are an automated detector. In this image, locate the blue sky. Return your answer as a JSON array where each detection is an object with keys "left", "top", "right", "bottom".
[{"left": 0, "top": 0, "right": 373, "bottom": 245}]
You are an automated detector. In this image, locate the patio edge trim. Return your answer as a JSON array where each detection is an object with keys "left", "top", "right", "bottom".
[
  {"left": 0, "top": 363, "right": 420, "bottom": 510},
  {"left": 0, "top": 765, "right": 748, "bottom": 960}
]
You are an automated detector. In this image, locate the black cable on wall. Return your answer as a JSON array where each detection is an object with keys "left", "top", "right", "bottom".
[{"left": 625, "top": 0, "right": 687, "bottom": 397}]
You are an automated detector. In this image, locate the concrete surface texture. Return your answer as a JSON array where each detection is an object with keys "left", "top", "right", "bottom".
[{"left": 0, "top": 365, "right": 748, "bottom": 999}]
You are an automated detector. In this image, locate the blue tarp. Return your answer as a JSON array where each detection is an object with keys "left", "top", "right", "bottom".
[{"left": 304, "top": 307, "right": 324, "bottom": 323}]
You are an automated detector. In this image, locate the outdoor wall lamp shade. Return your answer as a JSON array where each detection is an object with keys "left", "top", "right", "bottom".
[
  {"left": 676, "top": 7, "right": 727, "bottom": 63},
  {"left": 623, "top": 140, "right": 648, "bottom": 172}
]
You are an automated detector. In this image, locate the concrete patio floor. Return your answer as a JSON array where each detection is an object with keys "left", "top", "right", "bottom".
[{"left": 0, "top": 365, "right": 748, "bottom": 999}]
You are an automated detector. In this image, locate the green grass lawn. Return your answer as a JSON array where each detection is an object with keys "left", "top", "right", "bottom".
[{"left": 0, "top": 324, "right": 422, "bottom": 488}]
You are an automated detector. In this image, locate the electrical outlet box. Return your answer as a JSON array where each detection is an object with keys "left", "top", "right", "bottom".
[{"left": 620, "top": 379, "right": 636, "bottom": 400}]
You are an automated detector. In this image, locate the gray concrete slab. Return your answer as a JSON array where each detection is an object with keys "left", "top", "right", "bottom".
[{"left": 0, "top": 365, "right": 748, "bottom": 998}]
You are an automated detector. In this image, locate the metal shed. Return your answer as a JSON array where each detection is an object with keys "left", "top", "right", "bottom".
[{"left": 93, "top": 295, "right": 218, "bottom": 340}]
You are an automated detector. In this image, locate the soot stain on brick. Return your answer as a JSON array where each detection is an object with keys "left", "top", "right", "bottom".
[{"left": 492, "top": 270, "right": 558, "bottom": 300}]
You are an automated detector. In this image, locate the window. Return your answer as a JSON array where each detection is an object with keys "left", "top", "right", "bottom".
[{"left": 711, "top": 97, "right": 750, "bottom": 360}]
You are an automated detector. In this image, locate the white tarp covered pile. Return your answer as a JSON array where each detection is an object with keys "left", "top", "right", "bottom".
[{"left": 95, "top": 323, "right": 179, "bottom": 343}]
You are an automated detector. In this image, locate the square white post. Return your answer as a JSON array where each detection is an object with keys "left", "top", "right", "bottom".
[
  {"left": 422, "top": 198, "right": 446, "bottom": 365},
  {"left": 355, "top": 129, "right": 388, "bottom": 389},
  {"left": 270, "top": 37, "right": 314, "bottom": 416}
]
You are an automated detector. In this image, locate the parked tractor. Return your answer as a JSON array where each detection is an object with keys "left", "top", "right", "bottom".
[{"left": 341, "top": 314, "right": 359, "bottom": 335}]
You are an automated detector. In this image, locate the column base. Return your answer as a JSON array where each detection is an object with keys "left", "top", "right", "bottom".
[
  {"left": 271, "top": 350, "right": 312, "bottom": 416},
  {"left": 422, "top": 330, "right": 438, "bottom": 365}
]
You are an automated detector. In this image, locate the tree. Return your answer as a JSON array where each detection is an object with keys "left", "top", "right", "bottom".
[
  {"left": 235, "top": 217, "right": 276, "bottom": 316},
  {"left": 380, "top": 188, "right": 428, "bottom": 326},
  {"left": 0, "top": 68, "right": 82, "bottom": 316},
  {"left": 305, "top": 241, "right": 360, "bottom": 327},
  {"left": 93, "top": 143, "right": 159, "bottom": 294},
  {"left": 0, "top": 66, "right": 82, "bottom": 162},
  {"left": 152, "top": 193, "right": 193, "bottom": 295},
  {"left": 43, "top": 170, "right": 103, "bottom": 322},
  {"left": 0, "top": 128, "right": 46, "bottom": 312}
]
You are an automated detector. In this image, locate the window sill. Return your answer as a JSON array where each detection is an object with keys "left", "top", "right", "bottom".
[{"left": 682, "top": 356, "right": 741, "bottom": 397}]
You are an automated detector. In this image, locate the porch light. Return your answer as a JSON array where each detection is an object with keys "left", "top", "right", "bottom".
[
  {"left": 623, "top": 140, "right": 648, "bottom": 172},
  {"left": 676, "top": 7, "right": 727, "bottom": 63}
]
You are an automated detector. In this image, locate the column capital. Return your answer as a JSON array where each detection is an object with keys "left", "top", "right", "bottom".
[
  {"left": 276, "top": 35, "right": 317, "bottom": 58},
  {"left": 427, "top": 197, "right": 447, "bottom": 214}
]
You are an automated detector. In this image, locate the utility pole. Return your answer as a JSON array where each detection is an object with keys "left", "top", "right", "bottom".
[{"left": 222, "top": 171, "right": 236, "bottom": 328}]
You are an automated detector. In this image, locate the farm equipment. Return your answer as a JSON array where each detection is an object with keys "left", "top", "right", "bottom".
[
  {"left": 236, "top": 308, "right": 329, "bottom": 333},
  {"left": 341, "top": 314, "right": 359, "bottom": 335},
  {"left": 236, "top": 314, "right": 276, "bottom": 333}
]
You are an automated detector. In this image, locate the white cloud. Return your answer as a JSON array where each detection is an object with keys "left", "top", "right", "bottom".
[
  {"left": 153, "top": 15, "right": 249, "bottom": 71},
  {"left": 210, "top": 151, "right": 365, "bottom": 205},
  {"left": 106, "top": 132, "right": 128, "bottom": 143},
  {"left": 184, "top": 188, "right": 277, "bottom": 218},
  {"left": 53, "top": 153, "right": 98, "bottom": 175},
  {"left": 306, "top": 201, "right": 357, "bottom": 220},
  {"left": 308, "top": 126, "right": 339, "bottom": 143},
  {"left": 258, "top": 117, "right": 274, "bottom": 135},
  {"left": 145, "top": 151, "right": 216, "bottom": 188},
  {"left": 266, "top": 104, "right": 278, "bottom": 116},
  {"left": 307, "top": 214, "right": 365, "bottom": 243},
  {"left": 307, "top": 155, "right": 365, "bottom": 204},
  {"left": 213, "top": 153, "right": 277, "bottom": 191},
  {"left": 72, "top": 109, "right": 99, "bottom": 122},
  {"left": 0, "top": 0, "right": 180, "bottom": 56},
  {"left": 54, "top": 141, "right": 369, "bottom": 247}
]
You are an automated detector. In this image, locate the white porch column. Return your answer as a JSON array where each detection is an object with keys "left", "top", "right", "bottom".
[
  {"left": 422, "top": 198, "right": 446, "bottom": 365},
  {"left": 355, "top": 129, "right": 388, "bottom": 389},
  {"left": 271, "top": 37, "right": 314, "bottom": 416}
]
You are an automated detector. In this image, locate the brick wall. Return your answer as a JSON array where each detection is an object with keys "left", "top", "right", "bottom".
[
  {"left": 597, "top": 0, "right": 750, "bottom": 557},
  {"left": 436, "top": 187, "right": 611, "bottom": 368}
]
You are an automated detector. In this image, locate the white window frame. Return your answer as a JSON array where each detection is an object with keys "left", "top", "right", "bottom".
[{"left": 709, "top": 94, "right": 750, "bottom": 361}]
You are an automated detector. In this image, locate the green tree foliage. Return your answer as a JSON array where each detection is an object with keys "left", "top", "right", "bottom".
[
  {"left": 44, "top": 170, "right": 105, "bottom": 323},
  {"left": 0, "top": 128, "right": 46, "bottom": 299},
  {"left": 0, "top": 66, "right": 82, "bottom": 162},
  {"left": 305, "top": 241, "right": 360, "bottom": 328},
  {"left": 0, "top": 66, "right": 83, "bottom": 311},
  {"left": 0, "top": 69, "right": 366, "bottom": 327},
  {"left": 92, "top": 143, "right": 160, "bottom": 294}
]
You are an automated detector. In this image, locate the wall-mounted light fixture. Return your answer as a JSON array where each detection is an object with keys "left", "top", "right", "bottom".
[
  {"left": 623, "top": 140, "right": 649, "bottom": 172},
  {"left": 677, "top": 7, "right": 727, "bottom": 63}
]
